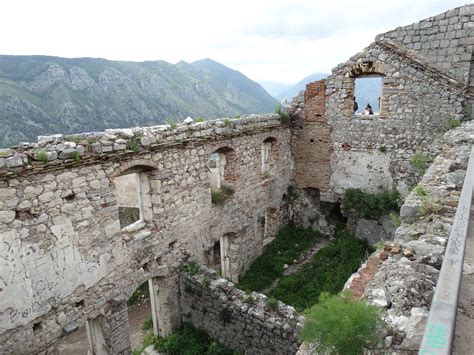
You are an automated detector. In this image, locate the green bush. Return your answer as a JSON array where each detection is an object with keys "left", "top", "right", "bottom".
[
  {"left": 238, "top": 227, "right": 321, "bottom": 292},
  {"left": 300, "top": 291, "right": 385, "bottom": 355},
  {"left": 410, "top": 150, "right": 434, "bottom": 175},
  {"left": 223, "top": 118, "right": 232, "bottom": 127},
  {"left": 36, "top": 150, "right": 49, "bottom": 162},
  {"left": 132, "top": 334, "right": 157, "bottom": 355},
  {"left": 261, "top": 171, "right": 271, "bottom": 180},
  {"left": 127, "top": 281, "right": 149, "bottom": 306},
  {"left": 342, "top": 188, "right": 403, "bottom": 219},
  {"left": 374, "top": 241, "right": 386, "bottom": 250},
  {"left": 126, "top": 136, "right": 142, "bottom": 152},
  {"left": 449, "top": 118, "right": 461, "bottom": 128},
  {"left": 269, "top": 229, "right": 373, "bottom": 311},
  {"left": 266, "top": 297, "right": 278, "bottom": 310},
  {"left": 389, "top": 212, "right": 401, "bottom": 227},
  {"left": 154, "top": 323, "right": 238, "bottom": 355},
  {"left": 194, "top": 117, "right": 205, "bottom": 122},
  {"left": 412, "top": 185, "right": 441, "bottom": 216},
  {"left": 275, "top": 104, "right": 290, "bottom": 124},
  {"left": 243, "top": 294, "right": 255, "bottom": 304},
  {"left": 142, "top": 316, "right": 153, "bottom": 331},
  {"left": 440, "top": 118, "right": 461, "bottom": 133},
  {"left": 413, "top": 185, "right": 428, "bottom": 197},
  {"left": 211, "top": 186, "right": 234, "bottom": 205},
  {"left": 166, "top": 116, "right": 179, "bottom": 129},
  {"left": 183, "top": 260, "right": 200, "bottom": 275},
  {"left": 70, "top": 151, "right": 81, "bottom": 161},
  {"left": 420, "top": 194, "right": 442, "bottom": 216}
]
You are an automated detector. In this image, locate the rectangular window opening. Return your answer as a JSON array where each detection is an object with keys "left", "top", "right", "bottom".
[{"left": 353, "top": 76, "right": 382, "bottom": 116}]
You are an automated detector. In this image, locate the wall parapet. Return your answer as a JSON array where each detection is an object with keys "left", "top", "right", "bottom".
[
  {"left": 0, "top": 114, "right": 282, "bottom": 180},
  {"left": 180, "top": 266, "right": 303, "bottom": 354}
]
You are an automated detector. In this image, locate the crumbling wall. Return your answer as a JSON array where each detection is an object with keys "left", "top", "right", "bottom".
[
  {"left": 346, "top": 120, "right": 474, "bottom": 351},
  {"left": 0, "top": 114, "right": 292, "bottom": 354},
  {"left": 180, "top": 267, "right": 303, "bottom": 355},
  {"left": 291, "top": 81, "right": 332, "bottom": 197},
  {"left": 293, "top": 4, "right": 472, "bottom": 199},
  {"left": 377, "top": 4, "right": 473, "bottom": 85}
]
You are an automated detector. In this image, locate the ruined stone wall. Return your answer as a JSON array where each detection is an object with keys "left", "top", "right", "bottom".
[
  {"left": 326, "top": 44, "right": 469, "bottom": 197},
  {"left": 345, "top": 121, "right": 474, "bottom": 351},
  {"left": 292, "top": 5, "right": 472, "bottom": 200},
  {"left": 377, "top": 4, "right": 474, "bottom": 85},
  {"left": 0, "top": 114, "right": 292, "bottom": 354},
  {"left": 180, "top": 267, "right": 302, "bottom": 355}
]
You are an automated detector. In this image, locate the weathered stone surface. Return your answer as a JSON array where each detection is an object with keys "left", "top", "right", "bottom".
[
  {"left": 350, "top": 120, "right": 474, "bottom": 352},
  {"left": 0, "top": 3, "right": 472, "bottom": 354},
  {"left": 180, "top": 267, "right": 301, "bottom": 354},
  {"left": 0, "top": 115, "right": 292, "bottom": 354},
  {"left": 353, "top": 214, "right": 396, "bottom": 244},
  {"left": 0, "top": 210, "right": 15, "bottom": 224},
  {"left": 400, "top": 200, "right": 421, "bottom": 222},
  {"left": 289, "top": 3, "right": 471, "bottom": 203}
]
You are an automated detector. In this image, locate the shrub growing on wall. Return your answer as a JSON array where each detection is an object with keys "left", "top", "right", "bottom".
[
  {"left": 300, "top": 291, "right": 385, "bottom": 355},
  {"left": 342, "top": 188, "right": 403, "bottom": 219},
  {"left": 410, "top": 150, "right": 434, "bottom": 175},
  {"left": 154, "top": 322, "right": 237, "bottom": 355}
]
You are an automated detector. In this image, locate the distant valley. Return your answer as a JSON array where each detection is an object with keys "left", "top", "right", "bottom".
[
  {"left": 0, "top": 56, "right": 277, "bottom": 148},
  {"left": 260, "top": 73, "right": 328, "bottom": 102}
]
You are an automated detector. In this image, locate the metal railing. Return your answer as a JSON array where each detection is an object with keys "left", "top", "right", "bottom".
[{"left": 419, "top": 146, "right": 474, "bottom": 354}]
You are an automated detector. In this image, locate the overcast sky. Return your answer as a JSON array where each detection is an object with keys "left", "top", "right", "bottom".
[{"left": 0, "top": 0, "right": 468, "bottom": 83}]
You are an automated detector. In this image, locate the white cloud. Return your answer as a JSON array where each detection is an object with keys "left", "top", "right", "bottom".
[{"left": 0, "top": 0, "right": 467, "bottom": 83}]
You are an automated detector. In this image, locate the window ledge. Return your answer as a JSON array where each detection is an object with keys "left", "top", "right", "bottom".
[{"left": 121, "top": 221, "right": 152, "bottom": 242}]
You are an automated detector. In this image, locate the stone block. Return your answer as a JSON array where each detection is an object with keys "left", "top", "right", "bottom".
[{"left": 5, "top": 154, "right": 27, "bottom": 167}]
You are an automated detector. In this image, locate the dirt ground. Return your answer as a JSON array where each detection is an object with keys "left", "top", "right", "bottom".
[{"left": 57, "top": 299, "right": 151, "bottom": 354}]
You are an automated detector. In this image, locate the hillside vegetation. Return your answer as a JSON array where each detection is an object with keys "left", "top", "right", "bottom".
[{"left": 0, "top": 56, "right": 277, "bottom": 147}]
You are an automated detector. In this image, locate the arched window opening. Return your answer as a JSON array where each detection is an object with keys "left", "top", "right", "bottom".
[
  {"left": 113, "top": 166, "right": 153, "bottom": 230},
  {"left": 261, "top": 137, "right": 278, "bottom": 177},
  {"left": 208, "top": 147, "right": 236, "bottom": 204},
  {"left": 208, "top": 152, "right": 226, "bottom": 191},
  {"left": 353, "top": 76, "right": 383, "bottom": 116}
]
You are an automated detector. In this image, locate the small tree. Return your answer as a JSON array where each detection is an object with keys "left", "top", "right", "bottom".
[{"left": 300, "top": 291, "right": 385, "bottom": 355}]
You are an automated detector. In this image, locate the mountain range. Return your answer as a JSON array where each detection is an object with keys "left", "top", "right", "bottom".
[
  {"left": 0, "top": 56, "right": 278, "bottom": 148},
  {"left": 260, "top": 73, "right": 328, "bottom": 103}
]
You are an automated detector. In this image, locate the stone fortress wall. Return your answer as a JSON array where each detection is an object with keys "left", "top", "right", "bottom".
[
  {"left": 180, "top": 266, "right": 302, "bottom": 355},
  {"left": 0, "top": 4, "right": 473, "bottom": 354},
  {"left": 0, "top": 114, "right": 292, "bottom": 353}
]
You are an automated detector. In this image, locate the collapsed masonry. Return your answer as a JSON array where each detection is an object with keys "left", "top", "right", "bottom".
[{"left": 0, "top": 4, "right": 473, "bottom": 354}]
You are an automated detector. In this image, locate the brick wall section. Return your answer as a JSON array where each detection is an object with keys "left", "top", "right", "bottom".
[
  {"left": 101, "top": 300, "right": 131, "bottom": 354},
  {"left": 293, "top": 80, "right": 332, "bottom": 195},
  {"left": 180, "top": 267, "right": 302, "bottom": 355}
]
